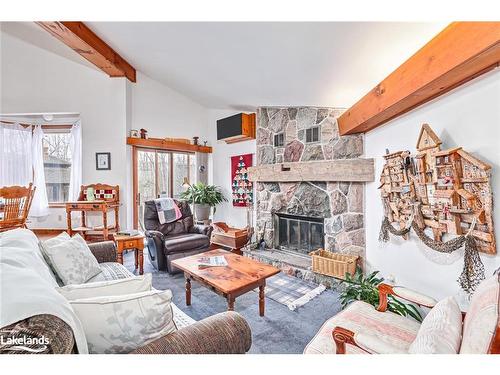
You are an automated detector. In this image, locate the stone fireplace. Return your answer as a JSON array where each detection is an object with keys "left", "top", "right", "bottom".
[{"left": 247, "top": 107, "right": 370, "bottom": 285}]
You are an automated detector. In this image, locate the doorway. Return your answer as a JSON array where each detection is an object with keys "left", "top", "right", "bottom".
[{"left": 133, "top": 147, "right": 195, "bottom": 228}]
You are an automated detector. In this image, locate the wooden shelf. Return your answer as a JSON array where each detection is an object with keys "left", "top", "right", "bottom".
[{"left": 127, "top": 137, "right": 212, "bottom": 153}]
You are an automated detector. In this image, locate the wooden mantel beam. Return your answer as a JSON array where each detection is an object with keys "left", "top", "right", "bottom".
[
  {"left": 248, "top": 159, "right": 375, "bottom": 183},
  {"left": 36, "top": 22, "right": 136, "bottom": 82},
  {"left": 338, "top": 22, "right": 500, "bottom": 135}
]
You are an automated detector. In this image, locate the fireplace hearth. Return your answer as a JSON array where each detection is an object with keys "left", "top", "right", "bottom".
[{"left": 274, "top": 213, "right": 324, "bottom": 255}]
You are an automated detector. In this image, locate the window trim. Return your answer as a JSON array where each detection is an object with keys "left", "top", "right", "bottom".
[
  {"left": 274, "top": 132, "right": 284, "bottom": 147},
  {"left": 42, "top": 128, "right": 73, "bottom": 207},
  {"left": 305, "top": 126, "right": 321, "bottom": 144}
]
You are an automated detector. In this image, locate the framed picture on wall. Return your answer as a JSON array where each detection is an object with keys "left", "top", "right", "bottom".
[{"left": 96, "top": 152, "right": 111, "bottom": 170}]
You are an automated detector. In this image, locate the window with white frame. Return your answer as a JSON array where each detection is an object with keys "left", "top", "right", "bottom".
[{"left": 42, "top": 130, "right": 72, "bottom": 203}]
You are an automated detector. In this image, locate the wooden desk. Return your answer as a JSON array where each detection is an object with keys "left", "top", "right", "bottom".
[
  {"left": 172, "top": 249, "right": 280, "bottom": 316},
  {"left": 66, "top": 184, "right": 120, "bottom": 241},
  {"left": 113, "top": 233, "right": 145, "bottom": 275}
]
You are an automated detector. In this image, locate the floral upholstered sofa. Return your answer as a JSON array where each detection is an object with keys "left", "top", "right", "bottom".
[
  {"left": 0, "top": 229, "right": 252, "bottom": 354},
  {"left": 304, "top": 274, "right": 500, "bottom": 354}
]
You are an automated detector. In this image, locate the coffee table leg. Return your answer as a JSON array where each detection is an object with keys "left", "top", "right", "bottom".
[
  {"left": 185, "top": 275, "right": 191, "bottom": 306},
  {"left": 227, "top": 295, "right": 235, "bottom": 311},
  {"left": 259, "top": 285, "right": 265, "bottom": 316}
]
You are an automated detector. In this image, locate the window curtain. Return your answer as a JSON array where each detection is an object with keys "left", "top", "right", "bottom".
[
  {"left": 68, "top": 120, "right": 82, "bottom": 201},
  {"left": 0, "top": 123, "right": 32, "bottom": 187},
  {"left": 30, "top": 125, "right": 49, "bottom": 217}
]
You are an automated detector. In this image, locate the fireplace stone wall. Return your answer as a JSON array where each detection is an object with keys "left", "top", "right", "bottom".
[{"left": 255, "top": 107, "right": 365, "bottom": 260}]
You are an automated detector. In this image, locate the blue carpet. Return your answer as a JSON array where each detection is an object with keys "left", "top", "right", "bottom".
[{"left": 123, "top": 250, "right": 342, "bottom": 354}]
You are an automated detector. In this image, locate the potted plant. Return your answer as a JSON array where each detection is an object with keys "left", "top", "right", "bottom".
[
  {"left": 180, "top": 182, "right": 227, "bottom": 221},
  {"left": 339, "top": 266, "right": 423, "bottom": 322}
]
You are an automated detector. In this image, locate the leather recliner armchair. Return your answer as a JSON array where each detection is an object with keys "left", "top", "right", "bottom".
[{"left": 143, "top": 199, "right": 213, "bottom": 273}]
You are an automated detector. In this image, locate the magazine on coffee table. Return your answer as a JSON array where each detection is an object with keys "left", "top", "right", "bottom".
[{"left": 198, "top": 256, "right": 228, "bottom": 267}]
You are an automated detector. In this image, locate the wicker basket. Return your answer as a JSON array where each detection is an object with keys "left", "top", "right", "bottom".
[{"left": 309, "top": 249, "right": 358, "bottom": 279}]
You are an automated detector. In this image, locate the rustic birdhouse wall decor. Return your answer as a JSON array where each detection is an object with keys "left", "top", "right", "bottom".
[{"left": 379, "top": 123, "right": 496, "bottom": 255}]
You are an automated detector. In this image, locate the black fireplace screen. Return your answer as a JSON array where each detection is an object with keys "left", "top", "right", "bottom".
[{"left": 274, "top": 213, "right": 324, "bottom": 255}]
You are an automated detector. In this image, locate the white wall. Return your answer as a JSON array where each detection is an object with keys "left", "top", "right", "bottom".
[
  {"left": 365, "top": 69, "right": 500, "bottom": 308},
  {"left": 0, "top": 31, "right": 209, "bottom": 230},
  {"left": 208, "top": 109, "right": 256, "bottom": 228},
  {"left": 1, "top": 31, "right": 129, "bottom": 228},
  {"left": 131, "top": 72, "right": 208, "bottom": 141}
]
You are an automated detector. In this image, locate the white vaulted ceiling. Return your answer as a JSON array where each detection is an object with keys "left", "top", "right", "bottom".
[{"left": 3, "top": 22, "right": 447, "bottom": 110}]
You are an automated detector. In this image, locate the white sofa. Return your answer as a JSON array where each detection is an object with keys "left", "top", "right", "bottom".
[
  {"left": 0, "top": 229, "right": 252, "bottom": 354},
  {"left": 304, "top": 276, "right": 500, "bottom": 354}
]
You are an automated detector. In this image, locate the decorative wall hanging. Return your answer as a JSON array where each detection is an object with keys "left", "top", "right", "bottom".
[
  {"left": 231, "top": 154, "right": 253, "bottom": 207},
  {"left": 378, "top": 124, "right": 495, "bottom": 293}
]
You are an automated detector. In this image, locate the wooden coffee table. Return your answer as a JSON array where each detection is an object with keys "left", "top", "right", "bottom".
[{"left": 171, "top": 249, "right": 280, "bottom": 316}]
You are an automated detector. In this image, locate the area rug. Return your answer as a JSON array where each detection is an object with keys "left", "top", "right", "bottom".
[{"left": 257, "top": 273, "right": 326, "bottom": 311}]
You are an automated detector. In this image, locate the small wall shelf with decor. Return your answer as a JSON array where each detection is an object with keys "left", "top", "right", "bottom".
[{"left": 126, "top": 137, "right": 212, "bottom": 153}]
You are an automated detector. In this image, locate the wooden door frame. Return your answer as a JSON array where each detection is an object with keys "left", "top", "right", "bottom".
[{"left": 131, "top": 146, "right": 195, "bottom": 229}]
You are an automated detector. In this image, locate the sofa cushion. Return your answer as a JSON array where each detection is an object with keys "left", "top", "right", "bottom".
[
  {"left": 354, "top": 332, "right": 407, "bottom": 354},
  {"left": 57, "top": 274, "right": 153, "bottom": 300},
  {"left": 40, "top": 233, "right": 102, "bottom": 285},
  {"left": 164, "top": 233, "right": 210, "bottom": 254},
  {"left": 69, "top": 289, "right": 177, "bottom": 354},
  {"left": 460, "top": 273, "right": 500, "bottom": 354},
  {"left": 409, "top": 296, "right": 462, "bottom": 354},
  {"left": 84, "top": 260, "right": 196, "bottom": 330},
  {"left": 303, "top": 301, "right": 421, "bottom": 354},
  {"left": 86, "top": 262, "right": 133, "bottom": 282}
]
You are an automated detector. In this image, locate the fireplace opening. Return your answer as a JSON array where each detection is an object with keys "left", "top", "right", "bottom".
[{"left": 274, "top": 213, "right": 324, "bottom": 255}]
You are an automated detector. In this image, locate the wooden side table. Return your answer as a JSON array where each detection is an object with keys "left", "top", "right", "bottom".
[{"left": 113, "top": 233, "right": 145, "bottom": 275}]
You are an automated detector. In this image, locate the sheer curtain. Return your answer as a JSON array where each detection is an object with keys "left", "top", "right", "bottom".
[
  {"left": 68, "top": 120, "right": 82, "bottom": 201},
  {"left": 0, "top": 123, "right": 32, "bottom": 187},
  {"left": 30, "top": 125, "right": 49, "bottom": 217}
]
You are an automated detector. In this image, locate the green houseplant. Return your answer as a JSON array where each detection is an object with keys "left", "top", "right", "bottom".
[
  {"left": 180, "top": 182, "right": 227, "bottom": 221},
  {"left": 339, "top": 266, "right": 423, "bottom": 322}
]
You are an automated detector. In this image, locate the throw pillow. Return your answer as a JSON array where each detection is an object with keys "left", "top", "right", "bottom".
[
  {"left": 57, "top": 273, "right": 152, "bottom": 300},
  {"left": 38, "top": 231, "right": 71, "bottom": 285},
  {"left": 409, "top": 296, "right": 463, "bottom": 354},
  {"left": 69, "top": 289, "right": 177, "bottom": 353},
  {"left": 40, "top": 233, "right": 102, "bottom": 285}
]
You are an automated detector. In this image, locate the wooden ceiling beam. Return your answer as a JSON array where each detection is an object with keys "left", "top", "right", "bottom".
[
  {"left": 338, "top": 22, "right": 500, "bottom": 135},
  {"left": 36, "top": 21, "right": 136, "bottom": 82}
]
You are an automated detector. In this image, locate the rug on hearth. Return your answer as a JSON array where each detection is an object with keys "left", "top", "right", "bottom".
[{"left": 255, "top": 273, "right": 326, "bottom": 311}]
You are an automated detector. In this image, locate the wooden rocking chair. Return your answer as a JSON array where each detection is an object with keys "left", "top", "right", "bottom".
[{"left": 0, "top": 183, "right": 36, "bottom": 232}]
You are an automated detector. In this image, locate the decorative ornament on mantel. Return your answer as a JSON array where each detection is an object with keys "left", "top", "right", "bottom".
[{"left": 378, "top": 123, "right": 495, "bottom": 293}]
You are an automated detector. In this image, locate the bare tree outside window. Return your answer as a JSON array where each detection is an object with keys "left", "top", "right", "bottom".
[
  {"left": 43, "top": 132, "right": 72, "bottom": 203},
  {"left": 136, "top": 149, "right": 194, "bottom": 209}
]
